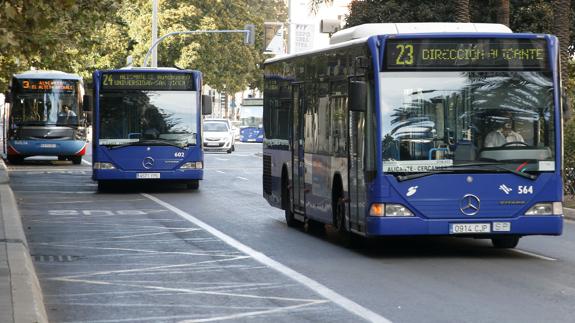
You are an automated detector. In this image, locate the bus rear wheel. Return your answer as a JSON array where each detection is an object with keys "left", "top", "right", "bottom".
[{"left": 491, "top": 236, "right": 520, "bottom": 249}]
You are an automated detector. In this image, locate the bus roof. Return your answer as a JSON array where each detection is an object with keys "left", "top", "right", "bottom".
[
  {"left": 13, "top": 70, "right": 82, "bottom": 80},
  {"left": 265, "top": 23, "right": 514, "bottom": 65},
  {"left": 116, "top": 67, "right": 200, "bottom": 73},
  {"left": 329, "top": 23, "right": 513, "bottom": 45}
]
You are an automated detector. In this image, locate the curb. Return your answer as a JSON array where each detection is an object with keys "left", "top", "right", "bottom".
[
  {"left": 0, "top": 159, "right": 48, "bottom": 323},
  {"left": 563, "top": 207, "right": 575, "bottom": 221}
]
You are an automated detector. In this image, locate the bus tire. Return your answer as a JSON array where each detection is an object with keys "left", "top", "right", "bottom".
[
  {"left": 282, "top": 170, "right": 301, "bottom": 228},
  {"left": 333, "top": 182, "right": 363, "bottom": 248},
  {"left": 491, "top": 236, "right": 520, "bottom": 249},
  {"left": 71, "top": 156, "right": 82, "bottom": 165},
  {"left": 58, "top": 156, "right": 66, "bottom": 161},
  {"left": 187, "top": 180, "right": 199, "bottom": 190},
  {"left": 7, "top": 156, "right": 23, "bottom": 164},
  {"left": 97, "top": 181, "right": 111, "bottom": 192},
  {"left": 306, "top": 218, "right": 326, "bottom": 235}
]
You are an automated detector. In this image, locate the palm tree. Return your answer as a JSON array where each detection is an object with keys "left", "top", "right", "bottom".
[
  {"left": 553, "top": 0, "right": 572, "bottom": 120},
  {"left": 454, "top": 0, "right": 470, "bottom": 23}
]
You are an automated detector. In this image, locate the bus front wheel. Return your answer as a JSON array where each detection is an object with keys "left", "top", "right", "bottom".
[
  {"left": 7, "top": 156, "right": 23, "bottom": 164},
  {"left": 282, "top": 173, "right": 301, "bottom": 228},
  {"left": 187, "top": 180, "right": 199, "bottom": 190},
  {"left": 491, "top": 236, "right": 520, "bottom": 249},
  {"left": 71, "top": 156, "right": 82, "bottom": 165}
]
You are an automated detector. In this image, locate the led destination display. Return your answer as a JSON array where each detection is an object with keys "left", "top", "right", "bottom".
[
  {"left": 101, "top": 72, "right": 195, "bottom": 91},
  {"left": 16, "top": 79, "right": 77, "bottom": 92},
  {"left": 385, "top": 38, "right": 548, "bottom": 70}
]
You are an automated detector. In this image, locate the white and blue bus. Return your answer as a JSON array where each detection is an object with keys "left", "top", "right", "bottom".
[
  {"left": 262, "top": 23, "right": 564, "bottom": 248},
  {"left": 92, "top": 68, "right": 211, "bottom": 190},
  {"left": 239, "top": 97, "right": 264, "bottom": 142},
  {"left": 3, "top": 70, "right": 89, "bottom": 164}
]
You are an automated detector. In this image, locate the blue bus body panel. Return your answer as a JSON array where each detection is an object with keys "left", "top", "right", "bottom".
[
  {"left": 92, "top": 146, "right": 203, "bottom": 181},
  {"left": 365, "top": 172, "right": 563, "bottom": 236},
  {"left": 9, "top": 139, "right": 86, "bottom": 156},
  {"left": 240, "top": 127, "right": 264, "bottom": 142}
]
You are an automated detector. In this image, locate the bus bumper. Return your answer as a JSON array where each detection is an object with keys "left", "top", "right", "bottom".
[
  {"left": 93, "top": 169, "right": 203, "bottom": 181},
  {"left": 365, "top": 215, "right": 563, "bottom": 237},
  {"left": 8, "top": 140, "right": 86, "bottom": 156}
]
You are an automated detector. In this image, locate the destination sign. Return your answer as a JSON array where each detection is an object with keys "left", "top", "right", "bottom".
[
  {"left": 101, "top": 72, "right": 195, "bottom": 91},
  {"left": 16, "top": 79, "right": 77, "bottom": 92},
  {"left": 385, "top": 38, "right": 548, "bottom": 70}
]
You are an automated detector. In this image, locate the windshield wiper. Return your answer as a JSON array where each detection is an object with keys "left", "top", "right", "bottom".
[
  {"left": 396, "top": 162, "right": 537, "bottom": 182},
  {"left": 108, "top": 139, "right": 186, "bottom": 150}
]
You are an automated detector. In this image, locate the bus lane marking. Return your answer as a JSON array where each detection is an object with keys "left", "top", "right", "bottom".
[
  {"left": 236, "top": 177, "right": 249, "bottom": 181},
  {"left": 142, "top": 193, "right": 392, "bottom": 323},
  {"left": 512, "top": 249, "right": 557, "bottom": 261}
]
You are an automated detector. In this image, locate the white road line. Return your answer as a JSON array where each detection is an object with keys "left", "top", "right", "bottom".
[
  {"left": 216, "top": 170, "right": 225, "bottom": 174},
  {"left": 236, "top": 177, "right": 249, "bottom": 181},
  {"left": 513, "top": 249, "right": 557, "bottom": 261},
  {"left": 82, "top": 159, "right": 92, "bottom": 166},
  {"left": 142, "top": 193, "right": 391, "bottom": 323},
  {"left": 215, "top": 158, "right": 229, "bottom": 161}
]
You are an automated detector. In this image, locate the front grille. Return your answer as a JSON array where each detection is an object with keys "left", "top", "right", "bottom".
[{"left": 263, "top": 155, "right": 272, "bottom": 195}]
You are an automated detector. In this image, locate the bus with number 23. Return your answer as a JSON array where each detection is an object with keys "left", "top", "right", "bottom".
[{"left": 262, "top": 23, "right": 564, "bottom": 249}]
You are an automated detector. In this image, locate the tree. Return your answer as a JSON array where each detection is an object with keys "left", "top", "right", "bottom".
[
  {"left": 497, "top": 0, "right": 510, "bottom": 26},
  {"left": 553, "top": 0, "right": 572, "bottom": 120}
]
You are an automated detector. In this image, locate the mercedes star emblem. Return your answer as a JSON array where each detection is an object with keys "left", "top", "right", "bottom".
[
  {"left": 460, "top": 194, "right": 480, "bottom": 216},
  {"left": 142, "top": 157, "right": 155, "bottom": 169}
]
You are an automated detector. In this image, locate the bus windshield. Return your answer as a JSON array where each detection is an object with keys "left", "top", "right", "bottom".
[
  {"left": 240, "top": 106, "right": 263, "bottom": 128},
  {"left": 380, "top": 71, "right": 555, "bottom": 173},
  {"left": 11, "top": 85, "right": 79, "bottom": 126},
  {"left": 98, "top": 90, "right": 198, "bottom": 147}
]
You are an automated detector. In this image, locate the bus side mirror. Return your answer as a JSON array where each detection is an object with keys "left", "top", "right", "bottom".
[
  {"left": 202, "top": 94, "right": 212, "bottom": 115},
  {"left": 349, "top": 81, "right": 367, "bottom": 112},
  {"left": 3, "top": 91, "right": 12, "bottom": 104},
  {"left": 83, "top": 95, "right": 92, "bottom": 112}
]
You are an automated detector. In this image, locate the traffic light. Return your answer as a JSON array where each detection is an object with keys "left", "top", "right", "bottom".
[{"left": 244, "top": 24, "right": 255, "bottom": 46}]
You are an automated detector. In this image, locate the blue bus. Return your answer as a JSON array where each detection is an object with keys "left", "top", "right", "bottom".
[
  {"left": 3, "top": 70, "right": 89, "bottom": 164},
  {"left": 239, "top": 97, "right": 264, "bottom": 142},
  {"left": 92, "top": 68, "right": 211, "bottom": 190},
  {"left": 262, "top": 23, "right": 564, "bottom": 248}
]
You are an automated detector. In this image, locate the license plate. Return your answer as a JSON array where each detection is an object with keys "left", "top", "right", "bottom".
[
  {"left": 450, "top": 223, "right": 491, "bottom": 234},
  {"left": 137, "top": 173, "right": 160, "bottom": 179},
  {"left": 248, "top": 138, "right": 256, "bottom": 142},
  {"left": 40, "top": 144, "right": 57, "bottom": 148},
  {"left": 206, "top": 142, "right": 219, "bottom": 146}
]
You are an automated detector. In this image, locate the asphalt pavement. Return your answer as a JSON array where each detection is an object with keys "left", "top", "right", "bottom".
[{"left": 0, "top": 155, "right": 574, "bottom": 323}]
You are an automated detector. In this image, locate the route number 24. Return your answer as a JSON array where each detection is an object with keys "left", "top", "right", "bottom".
[{"left": 395, "top": 44, "right": 414, "bottom": 65}]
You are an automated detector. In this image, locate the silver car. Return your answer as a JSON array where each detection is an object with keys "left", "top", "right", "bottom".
[{"left": 203, "top": 119, "right": 235, "bottom": 153}]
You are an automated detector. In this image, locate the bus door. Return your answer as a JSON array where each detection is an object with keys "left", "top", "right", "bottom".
[
  {"left": 292, "top": 83, "right": 306, "bottom": 214},
  {"left": 348, "top": 77, "right": 367, "bottom": 231}
]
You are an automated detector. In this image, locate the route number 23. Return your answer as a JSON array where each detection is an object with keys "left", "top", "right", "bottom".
[{"left": 395, "top": 44, "right": 414, "bottom": 65}]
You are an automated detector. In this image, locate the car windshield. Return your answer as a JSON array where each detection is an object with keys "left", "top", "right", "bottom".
[
  {"left": 380, "top": 71, "right": 555, "bottom": 173},
  {"left": 98, "top": 90, "right": 198, "bottom": 146},
  {"left": 204, "top": 122, "right": 229, "bottom": 132}
]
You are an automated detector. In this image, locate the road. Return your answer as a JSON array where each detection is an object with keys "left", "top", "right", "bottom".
[{"left": 7, "top": 143, "right": 575, "bottom": 323}]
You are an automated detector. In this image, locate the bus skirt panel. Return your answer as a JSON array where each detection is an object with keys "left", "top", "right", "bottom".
[
  {"left": 365, "top": 215, "right": 563, "bottom": 236},
  {"left": 93, "top": 169, "right": 203, "bottom": 181}
]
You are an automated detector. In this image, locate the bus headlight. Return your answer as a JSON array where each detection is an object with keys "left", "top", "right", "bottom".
[
  {"left": 180, "top": 161, "right": 203, "bottom": 169},
  {"left": 525, "top": 202, "right": 562, "bottom": 215},
  {"left": 93, "top": 162, "right": 116, "bottom": 170},
  {"left": 369, "top": 203, "right": 414, "bottom": 217}
]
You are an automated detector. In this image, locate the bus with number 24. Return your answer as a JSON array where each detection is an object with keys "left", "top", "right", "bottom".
[
  {"left": 92, "top": 67, "right": 211, "bottom": 191},
  {"left": 262, "top": 23, "right": 564, "bottom": 249}
]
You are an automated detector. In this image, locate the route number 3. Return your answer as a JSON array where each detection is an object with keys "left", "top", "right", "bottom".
[
  {"left": 518, "top": 185, "right": 534, "bottom": 194},
  {"left": 395, "top": 44, "right": 414, "bottom": 65}
]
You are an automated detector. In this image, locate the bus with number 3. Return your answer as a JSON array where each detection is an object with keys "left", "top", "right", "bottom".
[
  {"left": 92, "top": 67, "right": 212, "bottom": 191},
  {"left": 262, "top": 23, "right": 564, "bottom": 249}
]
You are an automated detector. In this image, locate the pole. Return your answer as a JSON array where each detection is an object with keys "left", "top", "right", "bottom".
[{"left": 151, "top": 0, "right": 158, "bottom": 67}]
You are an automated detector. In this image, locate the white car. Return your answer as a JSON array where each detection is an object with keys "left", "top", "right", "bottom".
[{"left": 203, "top": 119, "right": 235, "bottom": 153}]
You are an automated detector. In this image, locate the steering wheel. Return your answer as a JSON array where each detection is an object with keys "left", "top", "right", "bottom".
[{"left": 502, "top": 141, "right": 528, "bottom": 147}]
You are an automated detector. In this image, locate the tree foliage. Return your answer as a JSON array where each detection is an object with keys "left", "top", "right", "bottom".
[{"left": 0, "top": 0, "right": 287, "bottom": 93}]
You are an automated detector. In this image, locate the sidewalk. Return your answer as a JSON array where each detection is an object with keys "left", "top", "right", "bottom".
[{"left": 0, "top": 158, "right": 48, "bottom": 323}]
